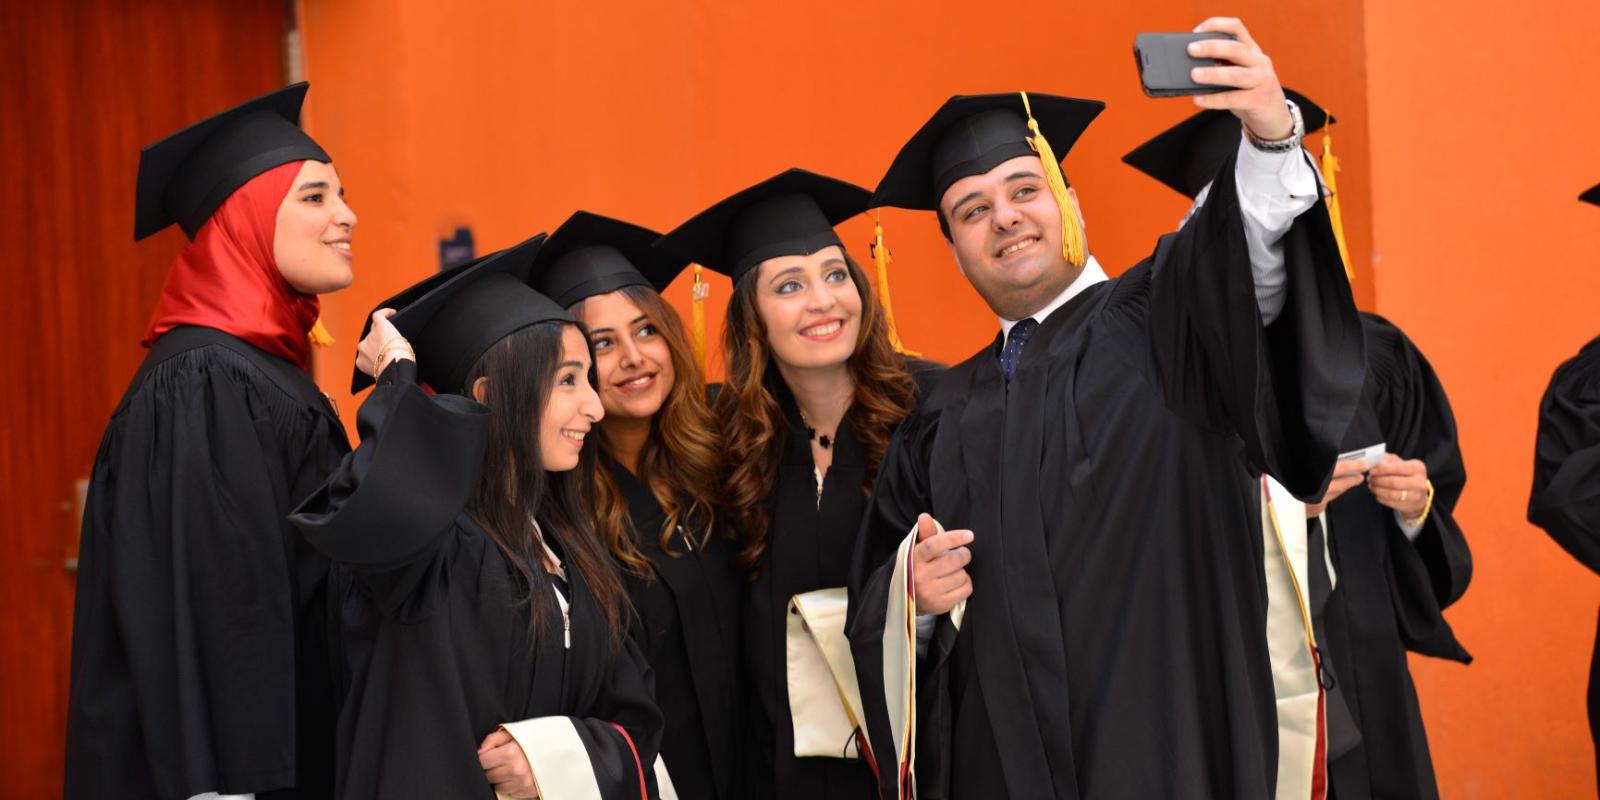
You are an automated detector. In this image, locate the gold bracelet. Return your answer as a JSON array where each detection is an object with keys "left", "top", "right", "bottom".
[
  {"left": 375, "top": 342, "right": 414, "bottom": 376},
  {"left": 374, "top": 335, "right": 407, "bottom": 360},
  {"left": 374, "top": 337, "right": 412, "bottom": 369},
  {"left": 1403, "top": 479, "right": 1436, "bottom": 529},
  {"left": 376, "top": 335, "right": 410, "bottom": 358}
]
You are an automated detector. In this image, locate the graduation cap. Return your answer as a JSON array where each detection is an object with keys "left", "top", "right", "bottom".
[
  {"left": 135, "top": 82, "right": 330, "bottom": 241},
  {"left": 529, "top": 211, "right": 687, "bottom": 308},
  {"left": 1582, "top": 184, "right": 1600, "bottom": 206},
  {"left": 1122, "top": 88, "right": 1351, "bottom": 281},
  {"left": 1121, "top": 87, "right": 1332, "bottom": 199},
  {"left": 872, "top": 92, "right": 1104, "bottom": 268},
  {"left": 350, "top": 234, "right": 572, "bottom": 394},
  {"left": 654, "top": 168, "right": 871, "bottom": 282}
]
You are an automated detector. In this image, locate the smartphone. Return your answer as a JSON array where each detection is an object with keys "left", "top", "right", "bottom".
[
  {"left": 1337, "top": 442, "right": 1387, "bottom": 470},
  {"left": 1133, "top": 32, "right": 1236, "bottom": 97}
]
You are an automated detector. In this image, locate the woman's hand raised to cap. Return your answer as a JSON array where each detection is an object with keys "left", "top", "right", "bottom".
[{"left": 356, "top": 309, "right": 411, "bottom": 377}]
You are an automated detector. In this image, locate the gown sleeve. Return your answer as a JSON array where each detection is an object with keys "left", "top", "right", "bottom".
[
  {"left": 1146, "top": 147, "right": 1367, "bottom": 501},
  {"left": 289, "top": 359, "right": 490, "bottom": 609},
  {"left": 846, "top": 400, "right": 947, "bottom": 800},
  {"left": 498, "top": 637, "right": 666, "bottom": 800},
  {"left": 1528, "top": 338, "right": 1600, "bottom": 574},
  {"left": 1364, "top": 315, "right": 1473, "bottom": 659}
]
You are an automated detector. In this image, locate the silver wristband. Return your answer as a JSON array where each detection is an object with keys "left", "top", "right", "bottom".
[{"left": 1245, "top": 98, "right": 1304, "bottom": 154}]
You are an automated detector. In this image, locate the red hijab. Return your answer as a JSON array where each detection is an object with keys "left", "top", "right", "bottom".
[{"left": 143, "top": 160, "right": 324, "bottom": 371}]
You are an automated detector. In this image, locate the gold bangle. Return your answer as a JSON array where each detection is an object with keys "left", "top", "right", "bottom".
[
  {"left": 374, "top": 337, "right": 412, "bottom": 371},
  {"left": 1403, "top": 479, "right": 1436, "bottom": 529},
  {"left": 375, "top": 343, "right": 414, "bottom": 376},
  {"left": 375, "top": 336, "right": 411, "bottom": 361}
]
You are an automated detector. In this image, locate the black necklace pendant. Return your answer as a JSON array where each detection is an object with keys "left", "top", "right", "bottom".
[
  {"left": 806, "top": 425, "right": 833, "bottom": 449},
  {"left": 799, "top": 409, "right": 834, "bottom": 449}
]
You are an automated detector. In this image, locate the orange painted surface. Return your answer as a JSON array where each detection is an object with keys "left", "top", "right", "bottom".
[
  {"left": 297, "top": 2, "right": 1594, "bottom": 795},
  {"left": 298, "top": 2, "right": 1379, "bottom": 395},
  {"left": 1364, "top": 1, "right": 1600, "bottom": 795}
]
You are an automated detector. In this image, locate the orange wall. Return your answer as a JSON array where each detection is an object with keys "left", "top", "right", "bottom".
[
  {"left": 297, "top": 1, "right": 1590, "bottom": 794},
  {"left": 298, "top": 1, "right": 1376, "bottom": 395},
  {"left": 1364, "top": 1, "right": 1600, "bottom": 795}
]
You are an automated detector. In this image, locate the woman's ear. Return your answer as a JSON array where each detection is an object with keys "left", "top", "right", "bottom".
[{"left": 470, "top": 376, "right": 489, "bottom": 404}]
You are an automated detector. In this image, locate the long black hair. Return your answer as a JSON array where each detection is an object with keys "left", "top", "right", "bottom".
[{"left": 461, "top": 321, "right": 628, "bottom": 649}]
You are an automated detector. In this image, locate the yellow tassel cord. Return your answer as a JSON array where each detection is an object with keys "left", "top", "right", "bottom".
[
  {"left": 690, "top": 263, "right": 709, "bottom": 375},
  {"left": 308, "top": 318, "right": 335, "bottom": 348},
  {"left": 870, "top": 213, "right": 920, "bottom": 357},
  {"left": 1319, "top": 124, "right": 1356, "bottom": 283},
  {"left": 1020, "top": 91, "right": 1087, "bottom": 269}
]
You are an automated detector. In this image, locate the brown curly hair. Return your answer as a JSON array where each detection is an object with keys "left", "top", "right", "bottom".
[
  {"left": 714, "top": 250, "right": 918, "bottom": 572},
  {"left": 571, "top": 285, "right": 722, "bottom": 578}
]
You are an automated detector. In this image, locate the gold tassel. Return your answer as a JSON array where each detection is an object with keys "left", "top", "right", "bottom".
[
  {"left": 1319, "top": 124, "right": 1356, "bottom": 283},
  {"left": 870, "top": 213, "right": 920, "bottom": 357},
  {"left": 1020, "top": 91, "right": 1087, "bottom": 269},
  {"left": 690, "top": 263, "right": 709, "bottom": 375},
  {"left": 308, "top": 318, "right": 335, "bottom": 348}
]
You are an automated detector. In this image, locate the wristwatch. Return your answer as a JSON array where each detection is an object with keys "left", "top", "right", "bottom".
[{"left": 1245, "top": 98, "right": 1304, "bottom": 153}]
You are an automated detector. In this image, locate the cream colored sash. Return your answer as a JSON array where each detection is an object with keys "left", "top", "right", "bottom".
[
  {"left": 786, "top": 587, "right": 866, "bottom": 758},
  {"left": 1261, "top": 475, "right": 1327, "bottom": 800}
]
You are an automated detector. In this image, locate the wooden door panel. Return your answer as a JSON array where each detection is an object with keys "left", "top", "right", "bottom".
[{"left": 0, "top": 1, "right": 284, "bottom": 794}]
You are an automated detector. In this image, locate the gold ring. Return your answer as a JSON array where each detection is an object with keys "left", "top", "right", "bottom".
[{"left": 1400, "top": 489, "right": 1408, "bottom": 502}]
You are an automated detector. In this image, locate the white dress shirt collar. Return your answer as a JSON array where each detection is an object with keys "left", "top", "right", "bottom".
[{"left": 998, "top": 254, "right": 1109, "bottom": 340}]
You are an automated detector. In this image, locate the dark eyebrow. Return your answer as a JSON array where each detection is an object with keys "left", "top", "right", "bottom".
[
  {"left": 588, "top": 315, "right": 649, "bottom": 337},
  {"left": 946, "top": 190, "right": 984, "bottom": 216},
  {"left": 297, "top": 181, "right": 330, "bottom": 192},
  {"left": 559, "top": 360, "right": 585, "bottom": 370},
  {"left": 823, "top": 258, "right": 847, "bottom": 269},
  {"left": 767, "top": 265, "right": 804, "bottom": 286}
]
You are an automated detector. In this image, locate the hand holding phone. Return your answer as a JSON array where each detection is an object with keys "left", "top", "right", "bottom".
[{"left": 1133, "top": 32, "right": 1236, "bottom": 97}]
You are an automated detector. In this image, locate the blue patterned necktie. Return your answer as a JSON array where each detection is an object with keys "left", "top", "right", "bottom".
[{"left": 999, "top": 318, "right": 1039, "bottom": 382}]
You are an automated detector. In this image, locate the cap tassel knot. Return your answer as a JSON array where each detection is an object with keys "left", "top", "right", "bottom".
[{"left": 1020, "top": 91, "right": 1087, "bottom": 269}]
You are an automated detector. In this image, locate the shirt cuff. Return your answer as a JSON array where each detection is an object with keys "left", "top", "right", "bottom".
[
  {"left": 1235, "top": 133, "right": 1312, "bottom": 222},
  {"left": 1396, "top": 509, "right": 1425, "bottom": 542}
]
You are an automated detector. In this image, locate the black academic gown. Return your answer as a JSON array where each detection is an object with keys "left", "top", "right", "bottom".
[
  {"left": 290, "top": 361, "right": 663, "bottom": 800},
  {"left": 743, "top": 377, "right": 881, "bottom": 799},
  {"left": 606, "top": 456, "right": 745, "bottom": 800},
  {"left": 1316, "top": 313, "right": 1472, "bottom": 800},
  {"left": 849, "top": 151, "right": 1365, "bottom": 800},
  {"left": 64, "top": 325, "right": 347, "bottom": 800},
  {"left": 1528, "top": 334, "right": 1600, "bottom": 779}
]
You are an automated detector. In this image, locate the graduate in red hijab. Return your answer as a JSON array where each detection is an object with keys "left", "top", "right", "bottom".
[{"left": 65, "top": 82, "right": 357, "bottom": 800}]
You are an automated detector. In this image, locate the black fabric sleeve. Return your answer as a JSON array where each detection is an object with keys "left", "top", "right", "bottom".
[
  {"left": 1360, "top": 315, "right": 1472, "bottom": 661},
  {"left": 846, "top": 403, "right": 941, "bottom": 799},
  {"left": 504, "top": 638, "right": 665, "bottom": 799},
  {"left": 1147, "top": 148, "right": 1366, "bottom": 501},
  {"left": 1529, "top": 339, "right": 1600, "bottom": 574},
  {"left": 290, "top": 359, "right": 490, "bottom": 568},
  {"left": 1367, "top": 316, "right": 1472, "bottom": 606}
]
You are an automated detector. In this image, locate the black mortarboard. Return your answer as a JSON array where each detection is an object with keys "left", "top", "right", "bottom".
[
  {"left": 872, "top": 92, "right": 1104, "bottom": 211},
  {"left": 654, "top": 168, "right": 871, "bottom": 281},
  {"left": 350, "top": 234, "right": 573, "bottom": 394},
  {"left": 529, "top": 211, "right": 687, "bottom": 308},
  {"left": 1121, "top": 88, "right": 1332, "bottom": 199},
  {"left": 1582, "top": 184, "right": 1600, "bottom": 206},
  {"left": 134, "top": 82, "right": 331, "bottom": 241}
]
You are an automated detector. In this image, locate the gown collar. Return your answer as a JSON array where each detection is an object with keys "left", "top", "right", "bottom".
[{"left": 998, "top": 254, "right": 1108, "bottom": 341}]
